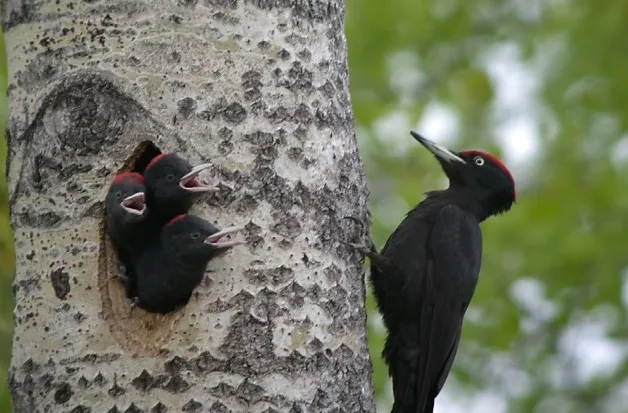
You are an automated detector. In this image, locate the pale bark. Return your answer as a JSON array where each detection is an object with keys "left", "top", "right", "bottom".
[{"left": 2, "top": 0, "right": 374, "bottom": 412}]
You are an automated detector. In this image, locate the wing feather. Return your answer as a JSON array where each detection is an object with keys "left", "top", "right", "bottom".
[{"left": 413, "top": 205, "right": 482, "bottom": 412}]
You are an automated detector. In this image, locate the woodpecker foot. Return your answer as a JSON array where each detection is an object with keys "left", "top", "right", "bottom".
[
  {"left": 107, "top": 265, "right": 128, "bottom": 283},
  {"left": 349, "top": 240, "right": 396, "bottom": 275},
  {"left": 339, "top": 215, "right": 376, "bottom": 255},
  {"left": 345, "top": 240, "right": 377, "bottom": 257},
  {"left": 117, "top": 269, "right": 130, "bottom": 285},
  {"left": 112, "top": 265, "right": 138, "bottom": 299},
  {"left": 341, "top": 215, "right": 366, "bottom": 226},
  {"left": 128, "top": 296, "right": 140, "bottom": 315}
]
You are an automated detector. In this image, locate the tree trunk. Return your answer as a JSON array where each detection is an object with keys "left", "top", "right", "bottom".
[{"left": 2, "top": 1, "right": 374, "bottom": 412}]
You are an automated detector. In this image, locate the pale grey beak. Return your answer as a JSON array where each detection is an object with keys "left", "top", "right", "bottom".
[
  {"left": 121, "top": 192, "right": 146, "bottom": 216},
  {"left": 204, "top": 226, "right": 245, "bottom": 248},
  {"left": 179, "top": 163, "right": 220, "bottom": 193},
  {"left": 410, "top": 131, "right": 466, "bottom": 164}
]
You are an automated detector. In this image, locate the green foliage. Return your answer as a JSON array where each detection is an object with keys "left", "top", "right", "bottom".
[
  {"left": 0, "top": 30, "right": 13, "bottom": 413},
  {"left": 2, "top": 1, "right": 628, "bottom": 411},
  {"left": 346, "top": 0, "right": 628, "bottom": 411}
]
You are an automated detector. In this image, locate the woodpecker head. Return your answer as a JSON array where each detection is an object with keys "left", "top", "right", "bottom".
[
  {"left": 106, "top": 172, "right": 147, "bottom": 223},
  {"left": 144, "top": 153, "right": 219, "bottom": 208},
  {"left": 162, "top": 214, "right": 243, "bottom": 266},
  {"left": 410, "top": 131, "right": 516, "bottom": 217}
]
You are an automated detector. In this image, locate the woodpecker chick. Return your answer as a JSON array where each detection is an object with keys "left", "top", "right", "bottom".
[
  {"left": 105, "top": 172, "right": 148, "bottom": 298},
  {"left": 133, "top": 214, "right": 243, "bottom": 314},
  {"left": 143, "top": 153, "right": 219, "bottom": 226},
  {"left": 352, "top": 131, "right": 515, "bottom": 413}
]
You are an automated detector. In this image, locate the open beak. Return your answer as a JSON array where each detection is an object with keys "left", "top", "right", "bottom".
[
  {"left": 120, "top": 192, "right": 146, "bottom": 216},
  {"left": 204, "top": 226, "right": 245, "bottom": 248},
  {"left": 179, "top": 164, "right": 220, "bottom": 193},
  {"left": 410, "top": 131, "right": 466, "bottom": 164}
]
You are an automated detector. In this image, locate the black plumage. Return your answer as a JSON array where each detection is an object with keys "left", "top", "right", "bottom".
[
  {"left": 132, "top": 214, "right": 243, "bottom": 314},
  {"left": 356, "top": 131, "right": 516, "bottom": 413},
  {"left": 105, "top": 172, "right": 148, "bottom": 298},
  {"left": 143, "top": 153, "right": 219, "bottom": 228}
]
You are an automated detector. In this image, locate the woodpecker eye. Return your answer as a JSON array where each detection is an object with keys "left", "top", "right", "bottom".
[
  {"left": 474, "top": 157, "right": 484, "bottom": 166},
  {"left": 166, "top": 174, "right": 175, "bottom": 181},
  {"left": 191, "top": 232, "right": 201, "bottom": 240},
  {"left": 115, "top": 191, "right": 122, "bottom": 199}
]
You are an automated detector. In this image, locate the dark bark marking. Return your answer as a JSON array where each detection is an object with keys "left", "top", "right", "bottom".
[{"left": 50, "top": 268, "right": 71, "bottom": 300}]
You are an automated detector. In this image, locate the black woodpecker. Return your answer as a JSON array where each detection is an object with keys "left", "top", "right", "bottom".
[
  {"left": 143, "top": 153, "right": 220, "bottom": 227},
  {"left": 105, "top": 172, "right": 148, "bottom": 298},
  {"left": 353, "top": 131, "right": 516, "bottom": 413},
  {"left": 132, "top": 214, "right": 243, "bottom": 314}
]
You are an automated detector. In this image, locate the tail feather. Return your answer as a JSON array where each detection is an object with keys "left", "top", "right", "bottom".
[
  {"left": 386, "top": 332, "right": 437, "bottom": 413},
  {"left": 386, "top": 335, "right": 434, "bottom": 413},
  {"left": 422, "top": 398, "right": 434, "bottom": 413},
  {"left": 390, "top": 355, "right": 417, "bottom": 413}
]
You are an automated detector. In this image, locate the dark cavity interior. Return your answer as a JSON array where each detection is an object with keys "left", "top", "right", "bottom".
[{"left": 131, "top": 141, "right": 162, "bottom": 175}]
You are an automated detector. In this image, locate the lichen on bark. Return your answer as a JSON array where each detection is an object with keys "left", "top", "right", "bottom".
[{"left": 4, "top": 0, "right": 375, "bottom": 412}]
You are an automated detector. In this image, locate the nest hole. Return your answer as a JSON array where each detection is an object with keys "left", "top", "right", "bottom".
[
  {"left": 98, "top": 140, "right": 184, "bottom": 357},
  {"left": 127, "top": 140, "right": 162, "bottom": 175}
]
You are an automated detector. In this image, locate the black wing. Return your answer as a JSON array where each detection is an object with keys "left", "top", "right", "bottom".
[{"left": 414, "top": 204, "right": 482, "bottom": 412}]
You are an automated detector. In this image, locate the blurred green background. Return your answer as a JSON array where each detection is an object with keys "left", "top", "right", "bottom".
[
  {"left": 3, "top": 1, "right": 628, "bottom": 412},
  {"left": 0, "top": 29, "right": 13, "bottom": 412}
]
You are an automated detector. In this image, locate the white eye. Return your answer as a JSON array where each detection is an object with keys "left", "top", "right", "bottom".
[{"left": 474, "top": 157, "right": 484, "bottom": 166}]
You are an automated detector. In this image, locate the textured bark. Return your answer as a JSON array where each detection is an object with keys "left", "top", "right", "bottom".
[{"left": 3, "top": 0, "right": 375, "bottom": 412}]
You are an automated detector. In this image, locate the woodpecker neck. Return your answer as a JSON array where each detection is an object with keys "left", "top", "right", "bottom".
[
  {"left": 146, "top": 191, "right": 194, "bottom": 225},
  {"left": 169, "top": 255, "right": 209, "bottom": 274},
  {"left": 425, "top": 188, "right": 495, "bottom": 222},
  {"left": 161, "top": 238, "right": 213, "bottom": 273}
]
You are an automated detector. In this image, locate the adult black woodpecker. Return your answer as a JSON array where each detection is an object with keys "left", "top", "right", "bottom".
[
  {"left": 105, "top": 172, "right": 148, "bottom": 298},
  {"left": 353, "top": 131, "right": 516, "bottom": 413},
  {"left": 143, "top": 153, "right": 220, "bottom": 227},
  {"left": 132, "top": 214, "right": 243, "bottom": 314}
]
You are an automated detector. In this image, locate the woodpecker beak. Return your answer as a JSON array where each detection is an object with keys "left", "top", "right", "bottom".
[
  {"left": 410, "top": 131, "right": 466, "bottom": 164},
  {"left": 204, "top": 226, "right": 245, "bottom": 248},
  {"left": 179, "top": 164, "right": 220, "bottom": 193},
  {"left": 120, "top": 192, "right": 146, "bottom": 216}
]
